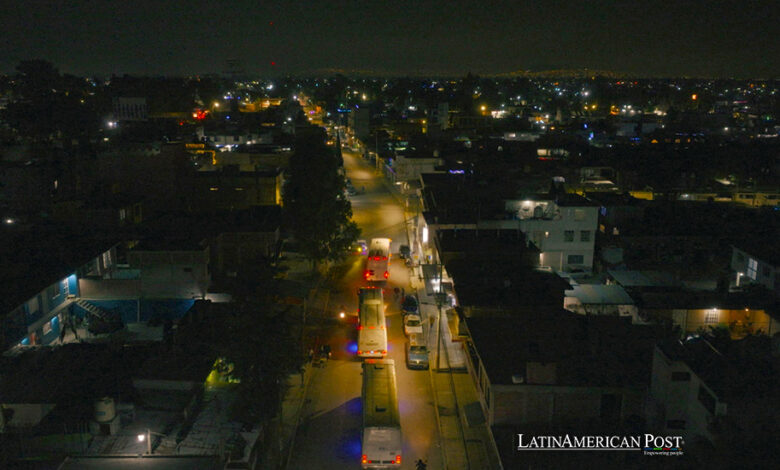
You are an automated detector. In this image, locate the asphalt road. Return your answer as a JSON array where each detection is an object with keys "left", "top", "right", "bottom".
[{"left": 287, "top": 148, "right": 441, "bottom": 469}]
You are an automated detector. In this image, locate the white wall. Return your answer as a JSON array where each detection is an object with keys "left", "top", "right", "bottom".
[
  {"left": 650, "top": 346, "right": 727, "bottom": 443},
  {"left": 513, "top": 203, "right": 598, "bottom": 271}
]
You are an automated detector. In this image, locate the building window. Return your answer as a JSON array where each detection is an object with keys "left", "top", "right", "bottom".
[
  {"left": 564, "top": 230, "right": 574, "bottom": 242},
  {"left": 671, "top": 371, "right": 691, "bottom": 381},
  {"left": 704, "top": 310, "right": 720, "bottom": 325},
  {"left": 568, "top": 255, "right": 584, "bottom": 265},
  {"left": 666, "top": 420, "right": 686, "bottom": 430},
  {"left": 574, "top": 209, "right": 585, "bottom": 221},
  {"left": 747, "top": 258, "right": 758, "bottom": 280},
  {"left": 580, "top": 230, "right": 590, "bottom": 242}
]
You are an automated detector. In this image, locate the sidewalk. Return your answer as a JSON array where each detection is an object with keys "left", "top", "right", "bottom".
[
  {"left": 279, "top": 362, "right": 314, "bottom": 469},
  {"left": 406, "top": 249, "right": 503, "bottom": 469}
]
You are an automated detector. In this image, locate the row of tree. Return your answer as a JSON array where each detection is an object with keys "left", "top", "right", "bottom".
[{"left": 283, "top": 129, "right": 360, "bottom": 267}]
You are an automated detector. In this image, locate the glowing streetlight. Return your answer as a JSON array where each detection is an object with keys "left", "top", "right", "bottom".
[{"left": 138, "top": 429, "right": 166, "bottom": 454}]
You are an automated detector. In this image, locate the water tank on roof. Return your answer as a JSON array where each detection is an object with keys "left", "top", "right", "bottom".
[{"left": 94, "top": 397, "right": 116, "bottom": 423}]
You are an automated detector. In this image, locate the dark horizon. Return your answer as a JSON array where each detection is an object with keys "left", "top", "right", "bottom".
[{"left": 2, "top": 0, "right": 778, "bottom": 79}]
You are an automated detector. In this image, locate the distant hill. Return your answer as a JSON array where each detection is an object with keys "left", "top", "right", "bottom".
[
  {"left": 295, "top": 67, "right": 633, "bottom": 79},
  {"left": 493, "top": 68, "right": 629, "bottom": 79}
]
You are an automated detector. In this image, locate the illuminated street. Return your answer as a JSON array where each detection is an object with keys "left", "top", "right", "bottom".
[{"left": 287, "top": 149, "right": 441, "bottom": 469}]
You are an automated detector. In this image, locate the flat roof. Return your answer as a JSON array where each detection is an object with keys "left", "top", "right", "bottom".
[
  {"left": 567, "top": 284, "right": 634, "bottom": 305},
  {"left": 607, "top": 270, "right": 680, "bottom": 288},
  {"left": 0, "top": 224, "right": 119, "bottom": 314},
  {"left": 467, "top": 311, "right": 661, "bottom": 387},
  {"left": 446, "top": 261, "right": 571, "bottom": 309},
  {"left": 657, "top": 335, "right": 777, "bottom": 401}
]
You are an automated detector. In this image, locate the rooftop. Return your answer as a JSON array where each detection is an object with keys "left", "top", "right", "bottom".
[
  {"left": 607, "top": 270, "right": 680, "bottom": 288},
  {"left": 0, "top": 223, "right": 119, "bottom": 314},
  {"left": 566, "top": 284, "right": 634, "bottom": 305},
  {"left": 446, "top": 262, "right": 570, "bottom": 310},
  {"left": 658, "top": 335, "right": 779, "bottom": 401},
  {"left": 466, "top": 311, "right": 662, "bottom": 387},
  {"left": 437, "top": 228, "right": 535, "bottom": 258},
  {"left": 132, "top": 206, "right": 282, "bottom": 251}
]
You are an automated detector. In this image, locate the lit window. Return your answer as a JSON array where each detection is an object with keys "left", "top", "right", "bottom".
[
  {"left": 574, "top": 209, "right": 585, "bottom": 221},
  {"left": 704, "top": 310, "right": 720, "bottom": 325},
  {"left": 747, "top": 258, "right": 758, "bottom": 280}
]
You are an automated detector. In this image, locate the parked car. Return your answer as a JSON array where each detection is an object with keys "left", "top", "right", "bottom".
[
  {"left": 404, "top": 314, "right": 423, "bottom": 336},
  {"left": 406, "top": 334, "right": 429, "bottom": 370},
  {"left": 401, "top": 295, "right": 419, "bottom": 316}
]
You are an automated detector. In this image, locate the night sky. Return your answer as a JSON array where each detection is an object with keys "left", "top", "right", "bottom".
[{"left": 2, "top": 0, "right": 777, "bottom": 77}]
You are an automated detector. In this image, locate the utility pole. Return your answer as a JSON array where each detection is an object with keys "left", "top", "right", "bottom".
[
  {"left": 301, "top": 298, "right": 307, "bottom": 359},
  {"left": 434, "top": 263, "right": 445, "bottom": 371}
]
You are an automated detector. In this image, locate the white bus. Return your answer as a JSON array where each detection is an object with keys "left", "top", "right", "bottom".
[
  {"left": 364, "top": 238, "right": 391, "bottom": 282},
  {"left": 357, "top": 287, "right": 387, "bottom": 358},
  {"left": 361, "top": 359, "right": 402, "bottom": 468}
]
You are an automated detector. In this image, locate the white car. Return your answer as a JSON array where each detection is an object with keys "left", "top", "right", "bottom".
[{"left": 403, "top": 314, "right": 423, "bottom": 337}]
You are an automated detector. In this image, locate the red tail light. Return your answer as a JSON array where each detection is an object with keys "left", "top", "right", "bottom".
[
  {"left": 384, "top": 271, "right": 389, "bottom": 279},
  {"left": 382, "top": 256, "right": 388, "bottom": 260},
  {"left": 369, "top": 325, "right": 375, "bottom": 329},
  {"left": 357, "top": 325, "right": 363, "bottom": 330},
  {"left": 395, "top": 455, "right": 401, "bottom": 464},
  {"left": 357, "top": 350, "right": 362, "bottom": 355},
  {"left": 362, "top": 455, "right": 367, "bottom": 464},
  {"left": 381, "top": 350, "right": 387, "bottom": 355}
]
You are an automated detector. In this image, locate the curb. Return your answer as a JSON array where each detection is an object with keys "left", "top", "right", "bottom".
[{"left": 426, "top": 318, "right": 449, "bottom": 470}]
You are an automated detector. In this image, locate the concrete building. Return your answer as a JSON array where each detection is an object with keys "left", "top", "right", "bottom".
[
  {"left": 505, "top": 193, "right": 599, "bottom": 272},
  {"left": 112, "top": 97, "right": 148, "bottom": 122},
  {"left": 465, "top": 311, "right": 660, "bottom": 429},
  {"left": 647, "top": 334, "right": 778, "bottom": 464},
  {"left": 731, "top": 243, "right": 779, "bottom": 298}
]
